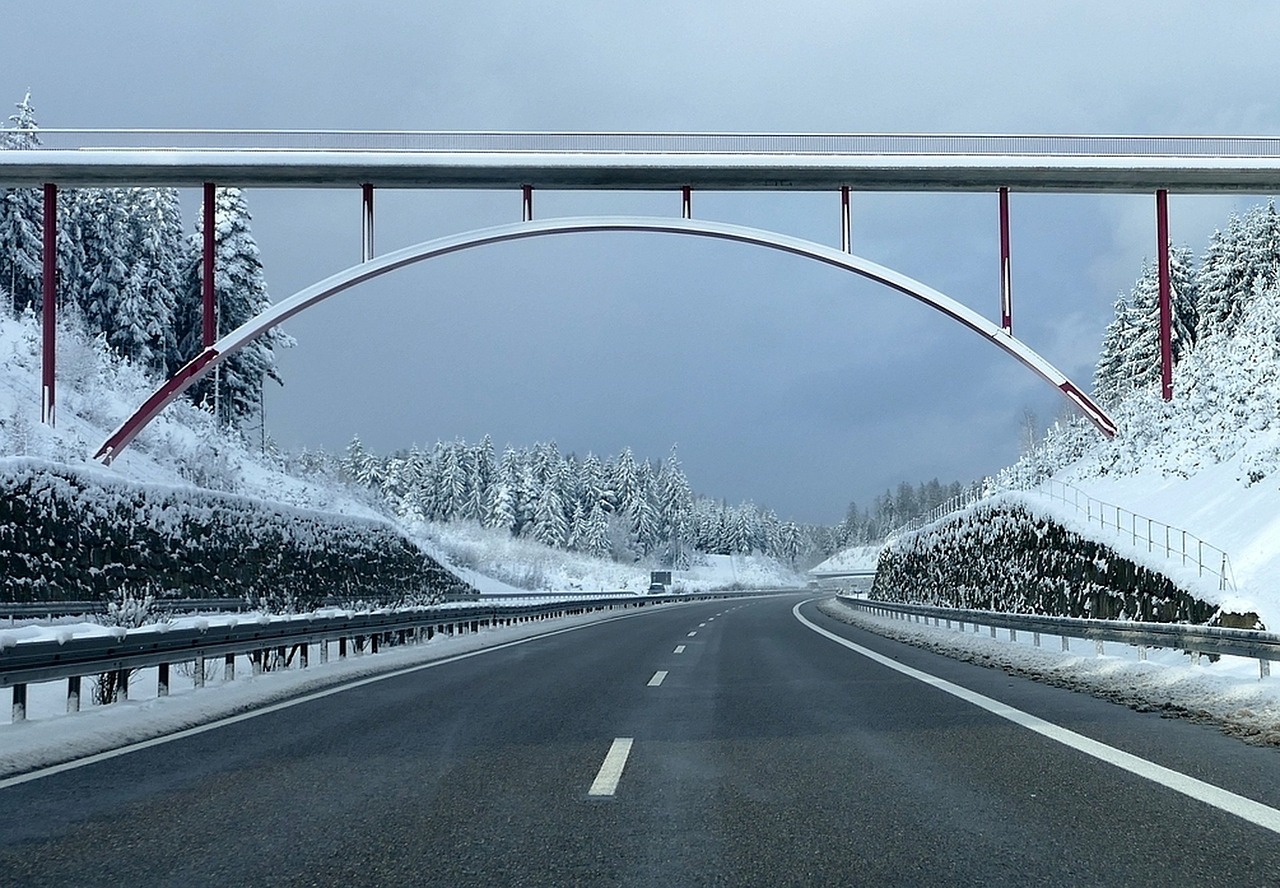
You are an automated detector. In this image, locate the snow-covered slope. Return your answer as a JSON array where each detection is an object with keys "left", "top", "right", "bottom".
[{"left": 0, "top": 312, "right": 802, "bottom": 597}]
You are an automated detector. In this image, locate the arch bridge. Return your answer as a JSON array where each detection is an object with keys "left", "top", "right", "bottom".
[{"left": 9, "top": 130, "right": 1280, "bottom": 451}]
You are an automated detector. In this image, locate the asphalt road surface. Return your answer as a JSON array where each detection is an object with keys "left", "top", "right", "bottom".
[{"left": 2, "top": 594, "right": 1279, "bottom": 886}]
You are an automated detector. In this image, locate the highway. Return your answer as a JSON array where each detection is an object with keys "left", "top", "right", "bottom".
[{"left": 2, "top": 594, "right": 1279, "bottom": 886}]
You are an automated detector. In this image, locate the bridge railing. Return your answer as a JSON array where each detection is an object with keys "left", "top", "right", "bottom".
[
  {"left": 13, "top": 129, "right": 1280, "bottom": 157},
  {"left": 835, "top": 595, "right": 1274, "bottom": 678}
]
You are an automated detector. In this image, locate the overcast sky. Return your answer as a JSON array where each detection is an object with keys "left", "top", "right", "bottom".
[{"left": 7, "top": 2, "right": 1280, "bottom": 523}]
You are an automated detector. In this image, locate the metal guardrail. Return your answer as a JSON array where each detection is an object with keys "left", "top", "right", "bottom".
[
  {"left": 1, "top": 589, "right": 781, "bottom": 721},
  {"left": 0, "top": 598, "right": 248, "bottom": 619},
  {"left": 13, "top": 129, "right": 1280, "bottom": 158},
  {"left": 835, "top": 595, "right": 1277, "bottom": 678}
]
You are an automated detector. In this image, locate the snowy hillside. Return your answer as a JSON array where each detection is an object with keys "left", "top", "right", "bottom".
[
  {"left": 990, "top": 202, "right": 1280, "bottom": 626},
  {"left": 0, "top": 312, "right": 802, "bottom": 597}
]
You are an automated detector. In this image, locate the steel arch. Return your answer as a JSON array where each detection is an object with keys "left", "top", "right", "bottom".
[{"left": 95, "top": 216, "right": 1115, "bottom": 463}]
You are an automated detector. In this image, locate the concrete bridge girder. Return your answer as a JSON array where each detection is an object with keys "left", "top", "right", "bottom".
[{"left": 95, "top": 215, "right": 1116, "bottom": 463}]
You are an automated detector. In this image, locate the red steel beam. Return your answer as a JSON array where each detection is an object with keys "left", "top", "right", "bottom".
[
  {"left": 1156, "top": 189, "right": 1173, "bottom": 400},
  {"left": 202, "top": 182, "right": 216, "bottom": 348},
  {"left": 41, "top": 183, "right": 56, "bottom": 425},
  {"left": 999, "top": 186, "right": 1013, "bottom": 333}
]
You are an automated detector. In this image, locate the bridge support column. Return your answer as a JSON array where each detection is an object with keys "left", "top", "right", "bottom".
[
  {"left": 41, "top": 183, "right": 56, "bottom": 426},
  {"left": 999, "top": 186, "right": 1013, "bottom": 333},
  {"left": 840, "top": 186, "right": 851, "bottom": 254},
  {"left": 202, "top": 183, "right": 217, "bottom": 349},
  {"left": 682, "top": 186, "right": 692, "bottom": 219},
  {"left": 361, "top": 183, "right": 375, "bottom": 262},
  {"left": 522, "top": 185, "right": 533, "bottom": 222},
  {"left": 1156, "top": 189, "right": 1174, "bottom": 400}
]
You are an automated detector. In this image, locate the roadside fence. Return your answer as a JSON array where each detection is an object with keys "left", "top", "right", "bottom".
[{"left": 836, "top": 595, "right": 1276, "bottom": 680}]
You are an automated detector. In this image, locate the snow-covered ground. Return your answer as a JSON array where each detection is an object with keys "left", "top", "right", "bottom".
[
  {"left": 821, "top": 597, "right": 1280, "bottom": 746},
  {"left": 809, "top": 544, "right": 880, "bottom": 575}
]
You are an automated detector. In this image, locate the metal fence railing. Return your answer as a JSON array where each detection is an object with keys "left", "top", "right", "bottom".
[
  {"left": 882, "top": 479, "right": 1234, "bottom": 591},
  {"left": 10, "top": 129, "right": 1280, "bottom": 158},
  {"left": 836, "top": 595, "right": 1275, "bottom": 679},
  {"left": 1033, "top": 479, "right": 1234, "bottom": 590}
]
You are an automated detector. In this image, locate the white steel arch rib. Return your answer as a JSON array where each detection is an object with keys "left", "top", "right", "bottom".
[{"left": 95, "top": 216, "right": 1115, "bottom": 463}]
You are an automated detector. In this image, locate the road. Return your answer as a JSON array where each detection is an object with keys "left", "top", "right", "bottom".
[{"left": 2, "top": 594, "right": 1279, "bottom": 886}]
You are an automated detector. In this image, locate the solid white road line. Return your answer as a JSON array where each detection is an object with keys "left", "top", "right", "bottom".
[
  {"left": 674, "top": 645, "right": 686, "bottom": 654},
  {"left": 792, "top": 600, "right": 1280, "bottom": 838},
  {"left": 588, "top": 737, "right": 634, "bottom": 797},
  {"left": 648, "top": 670, "right": 668, "bottom": 687}
]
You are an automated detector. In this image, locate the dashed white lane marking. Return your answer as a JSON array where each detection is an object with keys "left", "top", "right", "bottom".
[
  {"left": 792, "top": 600, "right": 1280, "bottom": 838},
  {"left": 699, "top": 622, "right": 707, "bottom": 627},
  {"left": 647, "top": 670, "right": 668, "bottom": 687},
  {"left": 588, "top": 737, "right": 634, "bottom": 797},
  {"left": 674, "top": 645, "right": 686, "bottom": 654},
  {"left": 687, "top": 631, "right": 697, "bottom": 637}
]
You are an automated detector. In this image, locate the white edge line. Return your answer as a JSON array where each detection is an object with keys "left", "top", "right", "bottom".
[
  {"left": 0, "top": 608, "right": 657, "bottom": 791},
  {"left": 792, "top": 599, "right": 1280, "bottom": 837},
  {"left": 588, "top": 737, "right": 634, "bottom": 797}
]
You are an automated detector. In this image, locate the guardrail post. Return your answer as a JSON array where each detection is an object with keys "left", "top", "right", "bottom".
[
  {"left": 989, "top": 625, "right": 996, "bottom": 638},
  {"left": 194, "top": 656, "right": 206, "bottom": 687},
  {"left": 299, "top": 643, "right": 309, "bottom": 668},
  {"left": 1095, "top": 640, "right": 1105, "bottom": 656},
  {"left": 371, "top": 634, "right": 380, "bottom": 654},
  {"left": 1009, "top": 627, "right": 1018, "bottom": 642},
  {"left": 115, "top": 668, "right": 129, "bottom": 701},
  {"left": 1261, "top": 659, "right": 1271, "bottom": 679},
  {"left": 252, "top": 651, "right": 263, "bottom": 675},
  {"left": 319, "top": 640, "right": 329, "bottom": 664},
  {"left": 1138, "top": 646, "right": 1147, "bottom": 661},
  {"left": 339, "top": 636, "right": 348, "bottom": 659},
  {"left": 224, "top": 654, "right": 235, "bottom": 681},
  {"left": 1061, "top": 636, "right": 1069, "bottom": 651},
  {"left": 12, "top": 684, "right": 27, "bottom": 722},
  {"left": 67, "top": 675, "right": 81, "bottom": 713},
  {"left": 158, "top": 663, "right": 170, "bottom": 697}
]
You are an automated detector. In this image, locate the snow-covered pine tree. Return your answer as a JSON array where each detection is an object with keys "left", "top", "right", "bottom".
[
  {"left": 656, "top": 446, "right": 694, "bottom": 568},
  {"left": 531, "top": 478, "right": 568, "bottom": 548},
  {"left": 577, "top": 503, "right": 611, "bottom": 558},
  {"left": 1112, "top": 247, "right": 1198, "bottom": 396},
  {"left": 612, "top": 448, "right": 639, "bottom": 517},
  {"left": 1093, "top": 292, "right": 1135, "bottom": 406},
  {"left": 76, "top": 188, "right": 133, "bottom": 343},
  {"left": 118, "top": 188, "right": 183, "bottom": 375},
  {"left": 1196, "top": 202, "right": 1280, "bottom": 341},
  {"left": 436, "top": 442, "right": 468, "bottom": 521},
  {"left": 0, "top": 94, "right": 43, "bottom": 316},
  {"left": 176, "top": 187, "right": 291, "bottom": 426}
]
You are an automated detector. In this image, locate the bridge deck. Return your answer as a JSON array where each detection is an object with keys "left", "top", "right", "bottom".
[{"left": 3, "top": 132, "right": 1280, "bottom": 191}]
